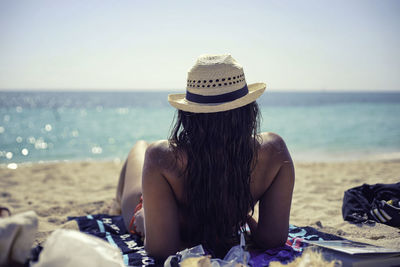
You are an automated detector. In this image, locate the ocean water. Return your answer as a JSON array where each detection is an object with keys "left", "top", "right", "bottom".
[{"left": 0, "top": 91, "right": 399, "bottom": 165}]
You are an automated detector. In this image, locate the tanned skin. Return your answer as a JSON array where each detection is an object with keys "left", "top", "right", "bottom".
[{"left": 115, "top": 132, "right": 295, "bottom": 261}]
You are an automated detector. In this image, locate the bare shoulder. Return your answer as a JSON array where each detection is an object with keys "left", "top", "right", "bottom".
[
  {"left": 258, "top": 132, "right": 293, "bottom": 163},
  {"left": 144, "top": 140, "right": 174, "bottom": 167},
  {"left": 144, "top": 140, "right": 184, "bottom": 177},
  {"left": 146, "top": 140, "right": 171, "bottom": 156},
  {"left": 259, "top": 132, "right": 286, "bottom": 149}
]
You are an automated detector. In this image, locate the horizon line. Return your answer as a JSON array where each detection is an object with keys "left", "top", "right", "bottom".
[{"left": 1, "top": 88, "right": 400, "bottom": 93}]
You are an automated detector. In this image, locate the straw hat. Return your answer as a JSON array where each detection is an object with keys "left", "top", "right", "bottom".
[{"left": 168, "top": 54, "right": 266, "bottom": 113}]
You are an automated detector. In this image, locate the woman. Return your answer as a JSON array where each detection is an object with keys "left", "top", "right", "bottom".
[{"left": 114, "top": 54, "right": 295, "bottom": 261}]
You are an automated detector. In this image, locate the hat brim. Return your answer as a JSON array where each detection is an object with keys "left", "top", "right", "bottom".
[{"left": 168, "top": 83, "right": 266, "bottom": 113}]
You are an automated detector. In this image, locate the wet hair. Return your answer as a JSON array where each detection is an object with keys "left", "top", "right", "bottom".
[{"left": 169, "top": 102, "right": 261, "bottom": 257}]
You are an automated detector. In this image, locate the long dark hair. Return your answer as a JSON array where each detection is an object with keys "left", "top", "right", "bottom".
[{"left": 169, "top": 101, "right": 261, "bottom": 256}]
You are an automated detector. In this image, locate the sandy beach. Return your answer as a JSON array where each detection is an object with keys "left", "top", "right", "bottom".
[{"left": 1, "top": 159, "right": 400, "bottom": 251}]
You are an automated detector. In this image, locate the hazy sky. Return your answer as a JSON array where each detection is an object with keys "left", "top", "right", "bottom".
[{"left": 0, "top": 0, "right": 399, "bottom": 91}]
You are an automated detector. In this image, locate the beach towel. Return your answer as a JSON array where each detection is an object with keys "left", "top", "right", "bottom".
[
  {"left": 61, "top": 214, "right": 343, "bottom": 266},
  {"left": 342, "top": 182, "right": 400, "bottom": 227}
]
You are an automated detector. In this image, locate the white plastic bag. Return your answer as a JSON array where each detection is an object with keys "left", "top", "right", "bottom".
[
  {"left": 0, "top": 210, "right": 38, "bottom": 265},
  {"left": 31, "top": 229, "right": 125, "bottom": 267},
  {"left": 165, "top": 232, "right": 250, "bottom": 267}
]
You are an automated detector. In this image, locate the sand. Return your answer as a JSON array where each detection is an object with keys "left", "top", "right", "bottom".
[{"left": 1, "top": 159, "right": 400, "bottom": 250}]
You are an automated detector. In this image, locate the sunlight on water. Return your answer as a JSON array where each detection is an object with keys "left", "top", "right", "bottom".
[
  {"left": 0, "top": 91, "right": 399, "bottom": 163},
  {"left": 7, "top": 163, "right": 18, "bottom": 169}
]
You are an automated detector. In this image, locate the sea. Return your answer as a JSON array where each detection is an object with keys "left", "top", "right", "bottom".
[{"left": 1, "top": 91, "right": 400, "bottom": 167}]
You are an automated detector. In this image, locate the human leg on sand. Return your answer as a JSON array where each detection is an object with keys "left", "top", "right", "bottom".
[{"left": 114, "top": 140, "right": 148, "bottom": 230}]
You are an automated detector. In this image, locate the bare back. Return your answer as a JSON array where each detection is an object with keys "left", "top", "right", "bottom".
[{"left": 141, "top": 132, "right": 294, "bottom": 259}]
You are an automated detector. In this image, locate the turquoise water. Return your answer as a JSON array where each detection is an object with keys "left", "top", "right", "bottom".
[{"left": 0, "top": 91, "right": 399, "bottom": 164}]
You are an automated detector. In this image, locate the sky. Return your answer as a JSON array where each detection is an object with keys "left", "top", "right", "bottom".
[{"left": 0, "top": 0, "right": 399, "bottom": 91}]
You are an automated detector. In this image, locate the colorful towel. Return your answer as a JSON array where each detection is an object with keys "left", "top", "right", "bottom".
[{"left": 68, "top": 215, "right": 343, "bottom": 266}]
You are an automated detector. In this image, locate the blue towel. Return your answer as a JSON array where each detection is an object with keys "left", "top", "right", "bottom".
[{"left": 68, "top": 215, "right": 343, "bottom": 266}]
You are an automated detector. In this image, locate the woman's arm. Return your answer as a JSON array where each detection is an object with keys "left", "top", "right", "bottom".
[
  {"left": 249, "top": 135, "right": 295, "bottom": 248},
  {"left": 141, "top": 143, "right": 181, "bottom": 260}
]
